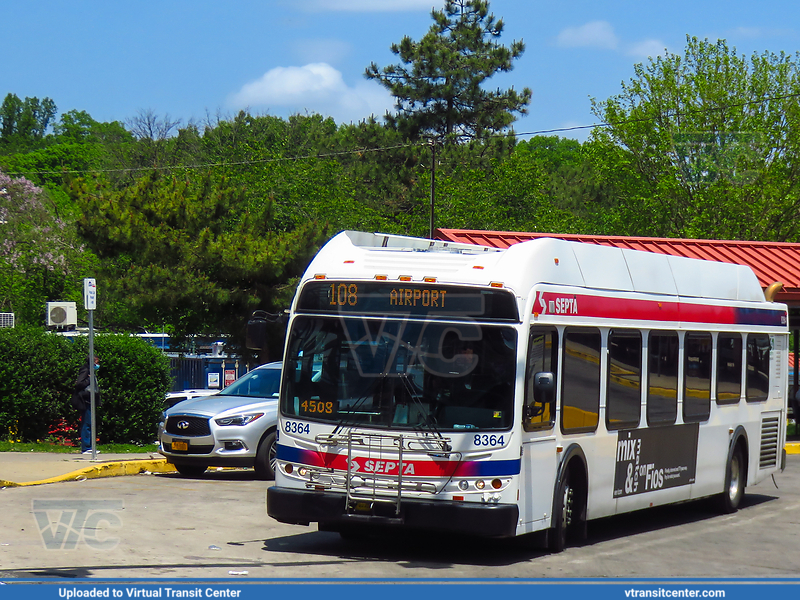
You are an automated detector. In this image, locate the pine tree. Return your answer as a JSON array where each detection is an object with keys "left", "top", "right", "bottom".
[{"left": 365, "top": 0, "right": 531, "bottom": 143}]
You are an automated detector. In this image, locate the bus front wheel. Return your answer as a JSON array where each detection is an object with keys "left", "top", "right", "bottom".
[{"left": 549, "top": 469, "right": 574, "bottom": 553}]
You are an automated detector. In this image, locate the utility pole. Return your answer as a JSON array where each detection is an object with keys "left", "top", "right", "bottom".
[{"left": 429, "top": 137, "right": 437, "bottom": 239}]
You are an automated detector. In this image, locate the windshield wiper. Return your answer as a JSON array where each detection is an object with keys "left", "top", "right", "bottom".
[
  {"left": 330, "top": 373, "right": 387, "bottom": 436},
  {"left": 397, "top": 373, "right": 451, "bottom": 453}
]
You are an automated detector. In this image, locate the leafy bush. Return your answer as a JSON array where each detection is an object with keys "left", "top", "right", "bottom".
[{"left": 0, "top": 325, "right": 170, "bottom": 444}]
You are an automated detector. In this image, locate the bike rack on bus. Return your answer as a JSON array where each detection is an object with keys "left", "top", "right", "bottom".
[{"left": 315, "top": 431, "right": 458, "bottom": 516}]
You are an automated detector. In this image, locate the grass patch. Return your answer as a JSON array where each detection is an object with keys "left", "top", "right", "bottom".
[{"left": 0, "top": 441, "right": 158, "bottom": 453}]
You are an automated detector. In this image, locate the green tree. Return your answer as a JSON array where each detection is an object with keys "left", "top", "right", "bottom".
[
  {"left": 0, "top": 93, "right": 57, "bottom": 152},
  {"left": 71, "top": 172, "right": 328, "bottom": 358},
  {"left": 429, "top": 145, "right": 586, "bottom": 234},
  {"left": 591, "top": 36, "right": 800, "bottom": 240},
  {"left": 0, "top": 170, "right": 91, "bottom": 324},
  {"left": 515, "top": 136, "right": 617, "bottom": 232},
  {"left": 365, "top": 0, "right": 531, "bottom": 143}
]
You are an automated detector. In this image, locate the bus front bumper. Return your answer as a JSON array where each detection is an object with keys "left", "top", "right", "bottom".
[{"left": 267, "top": 486, "right": 519, "bottom": 538}]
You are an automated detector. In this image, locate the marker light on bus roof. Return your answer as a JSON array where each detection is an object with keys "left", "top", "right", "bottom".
[
  {"left": 423, "top": 277, "right": 437, "bottom": 283},
  {"left": 399, "top": 275, "right": 412, "bottom": 282},
  {"left": 375, "top": 275, "right": 388, "bottom": 280},
  {"left": 314, "top": 274, "right": 326, "bottom": 280},
  {"left": 473, "top": 265, "right": 485, "bottom": 269},
  {"left": 490, "top": 282, "right": 503, "bottom": 288},
  {"left": 343, "top": 260, "right": 355, "bottom": 264}
]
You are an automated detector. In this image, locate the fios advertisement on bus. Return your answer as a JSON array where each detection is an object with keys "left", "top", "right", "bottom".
[{"left": 613, "top": 424, "right": 699, "bottom": 498}]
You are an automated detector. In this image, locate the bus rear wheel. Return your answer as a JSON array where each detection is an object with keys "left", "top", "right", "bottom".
[{"left": 719, "top": 445, "right": 745, "bottom": 513}]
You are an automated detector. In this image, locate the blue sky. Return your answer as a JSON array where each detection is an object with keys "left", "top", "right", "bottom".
[{"left": 4, "top": 0, "right": 798, "bottom": 142}]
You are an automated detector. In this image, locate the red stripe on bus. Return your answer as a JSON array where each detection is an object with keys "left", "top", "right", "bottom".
[{"left": 534, "top": 292, "right": 782, "bottom": 326}]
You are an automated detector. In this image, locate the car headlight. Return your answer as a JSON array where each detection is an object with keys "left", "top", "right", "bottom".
[{"left": 215, "top": 412, "right": 265, "bottom": 426}]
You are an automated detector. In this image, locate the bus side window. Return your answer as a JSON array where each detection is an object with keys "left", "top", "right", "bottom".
[
  {"left": 716, "top": 333, "right": 743, "bottom": 404},
  {"left": 684, "top": 332, "right": 712, "bottom": 422},
  {"left": 647, "top": 331, "right": 678, "bottom": 426},
  {"left": 561, "top": 327, "right": 601, "bottom": 434},
  {"left": 746, "top": 333, "right": 771, "bottom": 402},
  {"left": 606, "top": 329, "right": 642, "bottom": 430},
  {"left": 523, "top": 327, "right": 558, "bottom": 431}
]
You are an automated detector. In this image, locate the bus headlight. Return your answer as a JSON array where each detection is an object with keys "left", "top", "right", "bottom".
[
  {"left": 458, "top": 480, "right": 469, "bottom": 491},
  {"left": 475, "top": 480, "right": 486, "bottom": 490}
]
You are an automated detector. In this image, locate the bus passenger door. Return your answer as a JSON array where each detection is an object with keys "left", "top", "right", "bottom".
[{"left": 520, "top": 326, "right": 560, "bottom": 532}]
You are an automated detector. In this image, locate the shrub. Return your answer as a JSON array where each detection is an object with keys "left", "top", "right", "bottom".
[{"left": 0, "top": 325, "right": 170, "bottom": 444}]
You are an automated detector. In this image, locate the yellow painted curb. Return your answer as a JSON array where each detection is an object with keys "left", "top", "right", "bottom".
[
  {"left": 0, "top": 458, "right": 176, "bottom": 488},
  {"left": 786, "top": 443, "right": 800, "bottom": 455}
]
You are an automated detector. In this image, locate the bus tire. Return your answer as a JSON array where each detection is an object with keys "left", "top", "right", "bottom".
[
  {"left": 719, "top": 444, "right": 745, "bottom": 513},
  {"left": 549, "top": 468, "right": 573, "bottom": 553},
  {"left": 255, "top": 431, "right": 277, "bottom": 480}
]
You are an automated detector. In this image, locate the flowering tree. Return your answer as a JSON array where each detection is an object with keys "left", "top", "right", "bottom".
[{"left": 0, "top": 170, "right": 88, "bottom": 324}]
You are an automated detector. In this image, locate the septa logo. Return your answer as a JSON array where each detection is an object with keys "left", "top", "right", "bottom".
[{"left": 535, "top": 292, "right": 579, "bottom": 315}]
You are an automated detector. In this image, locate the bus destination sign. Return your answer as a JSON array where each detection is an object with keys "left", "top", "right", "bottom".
[{"left": 297, "top": 280, "right": 519, "bottom": 321}]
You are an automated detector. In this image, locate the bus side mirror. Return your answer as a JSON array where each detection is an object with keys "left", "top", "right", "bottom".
[
  {"left": 527, "top": 371, "right": 555, "bottom": 418},
  {"left": 534, "top": 371, "right": 554, "bottom": 393},
  {"left": 246, "top": 311, "right": 268, "bottom": 350}
]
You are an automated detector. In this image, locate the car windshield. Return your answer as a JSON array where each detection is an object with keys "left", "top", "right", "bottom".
[
  {"left": 220, "top": 367, "right": 281, "bottom": 398},
  {"left": 281, "top": 316, "right": 517, "bottom": 431}
]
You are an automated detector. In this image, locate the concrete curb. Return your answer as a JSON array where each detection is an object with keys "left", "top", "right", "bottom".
[
  {"left": 0, "top": 458, "right": 176, "bottom": 488},
  {"left": 2, "top": 446, "right": 798, "bottom": 488}
]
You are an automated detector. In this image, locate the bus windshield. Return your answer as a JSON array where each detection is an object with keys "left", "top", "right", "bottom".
[{"left": 281, "top": 315, "right": 517, "bottom": 431}]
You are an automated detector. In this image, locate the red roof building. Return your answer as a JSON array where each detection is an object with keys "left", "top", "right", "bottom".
[
  {"left": 435, "top": 229, "right": 800, "bottom": 304},
  {"left": 435, "top": 229, "right": 800, "bottom": 393}
]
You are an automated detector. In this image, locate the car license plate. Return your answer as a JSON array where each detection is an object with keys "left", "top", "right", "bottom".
[{"left": 172, "top": 440, "right": 188, "bottom": 451}]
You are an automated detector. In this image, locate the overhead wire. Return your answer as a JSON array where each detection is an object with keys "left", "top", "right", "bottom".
[{"left": 3, "top": 90, "right": 800, "bottom": 179}]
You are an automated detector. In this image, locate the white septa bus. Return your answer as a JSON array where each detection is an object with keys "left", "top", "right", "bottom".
[{"left": 266, "top": 231, "right": 788, "bottom": 551}]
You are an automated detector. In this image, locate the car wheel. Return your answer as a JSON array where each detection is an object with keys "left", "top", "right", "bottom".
[
  {"left": 255, "top": 431, "right": 277, "bottom": 480},
  {"left": 174, "top": 463, "right": 207, "bottom": 477}
]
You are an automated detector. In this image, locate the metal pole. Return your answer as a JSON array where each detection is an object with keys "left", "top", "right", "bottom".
[
  {"left": 88, "top": 308, "right": 96, "bottom": 461},
  {"left": 429, "top": 138, "right": 436, "bottom": 240}
]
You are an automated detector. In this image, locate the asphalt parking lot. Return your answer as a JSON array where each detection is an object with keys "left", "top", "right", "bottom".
[{"left": 2, "top": 455, "right": 800, "bottom": 580}]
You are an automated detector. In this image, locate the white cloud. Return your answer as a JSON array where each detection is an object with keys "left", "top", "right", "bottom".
[
  {"left": 556, "top": 21, "right": 618, "bottom": 50},
  {"left": 627, "top": 39, "right": 667, "bottom": 59},
  {"left": 297, "top": 0, "right": 441, "bottom": 12},
  {"left": 228, "top": 63, "right": 394, "bottom": 124}
]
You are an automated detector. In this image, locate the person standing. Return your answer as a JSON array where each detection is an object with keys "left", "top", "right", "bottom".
[{"left": 72, "top": 355, "right": 101, "bottom": 455}]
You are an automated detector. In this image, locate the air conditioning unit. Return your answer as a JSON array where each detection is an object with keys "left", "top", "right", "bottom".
[{"left": 47, "top": 302, "right": 77, "bottom": 328}]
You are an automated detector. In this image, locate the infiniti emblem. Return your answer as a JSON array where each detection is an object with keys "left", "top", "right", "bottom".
[{"left": 177, "top": 421, "right": 190, "bottom": 430}]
